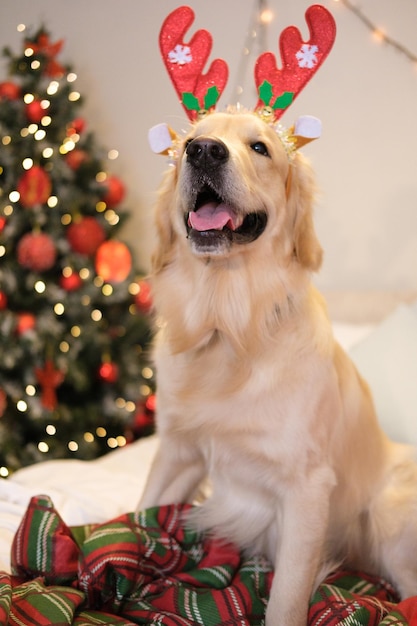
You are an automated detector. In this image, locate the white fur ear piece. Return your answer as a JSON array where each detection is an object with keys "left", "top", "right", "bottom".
[
  {"left": 148, "top": 123, "right": 178, "bottom": 155},
  {"left": 292, "top": 116, "right": 322, "bottom": 149}
]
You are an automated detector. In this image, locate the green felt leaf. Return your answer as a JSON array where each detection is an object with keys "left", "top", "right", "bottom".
[
  {"left": 182, "top": 92, "right": 200, "bottom": 111},
  {"left": 259, "top": 80, "right": 273, "bottom": 106},
  {"left": 272, "top": 91, "right": 294, "bottom": 110},
  {"left": 204, "top": 86, "right": 220, "bottom": 110}
]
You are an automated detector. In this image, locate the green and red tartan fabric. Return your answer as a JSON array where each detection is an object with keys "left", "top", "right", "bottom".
[{"left": 0, "top": 495, "right": 417, "bottom": 625}]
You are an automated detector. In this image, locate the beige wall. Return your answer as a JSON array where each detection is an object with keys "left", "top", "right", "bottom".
[{"left": 1, "top": 0, "right": 416, "bottom": 292}]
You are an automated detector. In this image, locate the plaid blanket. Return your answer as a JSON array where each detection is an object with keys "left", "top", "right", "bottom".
[{"left": 0, "top": 495, "right": 416, "bottom": 625}]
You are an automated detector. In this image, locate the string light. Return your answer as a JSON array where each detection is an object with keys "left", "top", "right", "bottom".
[
  {"left": 47, "top": 81, "right": 59, "bottom": 95},
  {"left": 333, "top": 0, "right": 417, "bottom": 66},
  {"left": 22, "top": 158, "right": 33, "bottom": 170},
  {"left": 34, "top": 280, "right": 46, "bottom": 294},
  {"left": 68, "top": 91, "right": 80, "bottom": 102},
  {"left": 9, "top": 190, "right": 20, "bottom": 202}
]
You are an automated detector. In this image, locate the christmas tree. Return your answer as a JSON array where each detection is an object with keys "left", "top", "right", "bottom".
[{"left": 0, "top": 25, "right": 155, "bottom": 476}]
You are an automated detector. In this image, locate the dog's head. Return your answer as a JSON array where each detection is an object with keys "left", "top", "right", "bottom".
[{"left": 153, "top": 110, "right": 322, "bottom": 273}]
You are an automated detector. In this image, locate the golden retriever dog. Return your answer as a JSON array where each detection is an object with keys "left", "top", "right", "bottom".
[{"left": 139, "top": 110, "right": 417, "bottom": 626}]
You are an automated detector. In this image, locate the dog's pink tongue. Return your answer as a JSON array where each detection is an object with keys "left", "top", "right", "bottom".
[{"left": 188, "top": 202, "right": 238, "bottom": 232}]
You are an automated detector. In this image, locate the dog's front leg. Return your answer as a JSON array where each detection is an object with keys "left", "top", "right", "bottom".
[
  {"left": 265, "top": 465, "right": 336, "bottom": 626},
  {"left": 138, "top": 438, "right": 205, "bottom": 511}
]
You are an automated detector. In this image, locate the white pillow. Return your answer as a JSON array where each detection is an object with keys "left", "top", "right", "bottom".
[{"left": 349, "top": 304, "right": 417, "bottom": 446}]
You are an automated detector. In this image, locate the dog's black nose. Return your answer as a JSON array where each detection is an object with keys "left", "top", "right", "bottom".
[{"left": 186, "top": 137, "right": 229, "bottom": 170}]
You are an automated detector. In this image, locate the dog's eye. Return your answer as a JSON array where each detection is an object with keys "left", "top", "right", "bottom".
[{"left": 250, "top": 141, "right": 269, "bottom": 157}]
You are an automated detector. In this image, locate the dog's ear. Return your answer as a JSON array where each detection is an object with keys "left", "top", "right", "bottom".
[
  {"left": 151, "top": 167, "right": 178, "bottom": 273},
  {"left": 288, "top": 153, "right": 323, "bottom": 271}
]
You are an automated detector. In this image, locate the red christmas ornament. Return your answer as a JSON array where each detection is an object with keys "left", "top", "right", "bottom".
[
  {"left": 16, "top": 312, "right": 36, "bottom": 335},
  {"left": 95, "top": 240, "right": 132, "bottom": 283},
  {"left": 98, "top": 361, "right": 119, "bottom": 383},
  {"left": 0, "top": 216, "right": 7, "bottom": 233},
  {"left": 25, "top": 99, "right": 45, "bottom": 123},
  {"left": 145, "top": 394, "right": 157, "bottom": 413},
  {"left": 133, "top": 409, "right": 154, "bottom": 432},
  {"left": 59, "top": 269, "right": 82, "bottom": 291},
  {"left": 67, "top": 216, "right": 106, "bottom": 256},
  {"left": 17, "top": 232, "right": 57, "bottom": 272},
  {"left": 0, "top": 389, "right": 7, "bottom": 418},
  {"left": 28, "top": 33, "right": 65, "bottom": 77},
  {"left": 101, "top": 176, "right": 125, "bottom": 207},
  {"left": 67, "top": 117, "right": 86, "bottom": 135},
  {"left": 65, "top": 149, "right": 88, "bottom": 170},
  {"left": 17, "top": 165, "right": 52, "bottom": 208},
  {"left": 35, "top": 359, "right": 65, "bottom": 411},
  {"left": 0, "top": 291, "right": 7, "bottom": 310},
  {"left": 0, "top": 81, "right": 21, "bottom": 100},
  {"left": 134, "top": 279, "right": 152, "bottom": 314},
  {"left": 133, "top": 395, "right": 156, "bottom": 432}
]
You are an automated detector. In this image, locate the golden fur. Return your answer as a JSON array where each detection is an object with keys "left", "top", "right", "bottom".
[{"left": 139, "top": 111, "right": 417, "bottom": 626}]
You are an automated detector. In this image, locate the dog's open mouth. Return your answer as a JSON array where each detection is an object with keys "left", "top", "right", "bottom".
[{"left": 185, "top": 185, "right": 267, "bottom": 253}]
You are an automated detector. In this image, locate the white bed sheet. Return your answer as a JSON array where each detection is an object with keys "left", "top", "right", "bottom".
[{"left": 0, "top": 321, "right": 391, "bottom": 574}]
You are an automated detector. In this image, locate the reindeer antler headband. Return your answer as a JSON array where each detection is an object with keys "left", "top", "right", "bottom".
[{"left": 149, "top": 5, "right": 336, "bottom": 159}]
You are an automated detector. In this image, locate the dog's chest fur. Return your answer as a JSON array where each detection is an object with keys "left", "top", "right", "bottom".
[{"left": 154, "top": 278, "right": 336, "bottom": 472}]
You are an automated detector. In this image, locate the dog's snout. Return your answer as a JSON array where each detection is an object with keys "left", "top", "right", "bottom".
[{"left": 186, "top": 137, "right": 229, "bottom": 170}]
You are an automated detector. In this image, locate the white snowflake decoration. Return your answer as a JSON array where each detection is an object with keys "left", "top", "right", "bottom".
[
  {"left": 168, "top": 44, "right": 192, "bottom": 65},
  {"left": 296, "top": 44, "right": 319, "bottom": 69}
]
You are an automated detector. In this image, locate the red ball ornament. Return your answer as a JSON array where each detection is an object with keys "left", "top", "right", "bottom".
[
  {"left": 0, "top": 389, "right": 7, "bottom": 418},
  {"left": 25, "top": 99, "right": 45, "bottom": 123},
  {"left": 0, "top": 291, "right": 8, "bottom": 310},
  {"left": 133, "top": 409, "right": 154, "bottom": 432},
  {"left": 98, "top": 361, "right": 119, "bottom": 383},
  {"left": 67, "top": 217, "right": 106, "bottom": 256},
  {"left": 0, "top": 216, "right": 7, "bottom": 233},
  {"left": 17, "top": 232, "right": 57, "bottom": 272},
  {"left": 17, "top": 165, "right": 52, "bottom": 208},
  {"left": 67, "top": 117, "right": 86, "bottom": 136},
  {"left": 101, "top": 176, "right": 125, "bottom": 207},
  {"left": 0, "top": 81, "right": 21, "bottom": 100},
  {"left": 133, "top": 396, "right": 156, "bottom": 433},
  {"left": 134, "top": 279, "right": 152, "bottom": 314},
  {"left": 145, "top": 394, "right": 156, "bottom": 413},
  {"left": 59, "top": 270, "right": 82, "bottom": 291},
  {"left": 65, "top": 149, "right": 88, "bottom": 170},
  {"left": 95, "top": 240, "right": 132, "bottom": 283},
  {"left": 16, "top": 312, "right": 36, "bottom": 335}
]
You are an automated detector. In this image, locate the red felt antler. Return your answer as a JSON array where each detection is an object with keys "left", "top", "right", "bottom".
[
  {"left": 255, "top": 5, "right": 336, "bottom": 121},
  {"left": 159, "top": 6, "right": 229, "bottom": 121}
]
